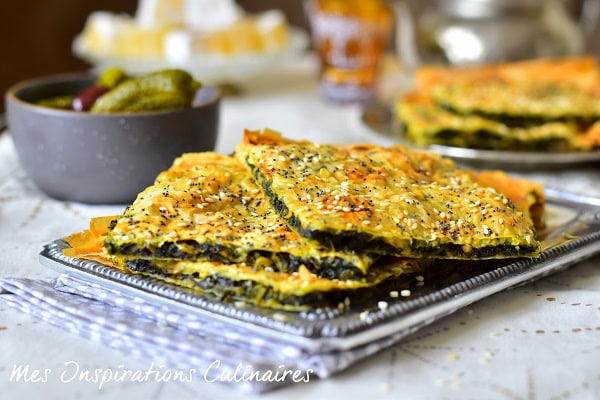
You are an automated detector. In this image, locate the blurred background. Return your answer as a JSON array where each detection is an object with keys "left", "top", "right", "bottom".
[
  {"left": 1, "top": 0, "right": 599, "bottom": 112},
  {"left": 0, "top": 1, "right": 305, "bottom": 112}
]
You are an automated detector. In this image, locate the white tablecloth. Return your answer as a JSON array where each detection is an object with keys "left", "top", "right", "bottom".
[{"left": 1, "top": 56, "right": 599, "bottom": 400}]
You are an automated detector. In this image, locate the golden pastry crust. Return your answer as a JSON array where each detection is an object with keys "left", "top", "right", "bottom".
[{"left": 240, "top": 130, "right": 540, "bottom": 259}]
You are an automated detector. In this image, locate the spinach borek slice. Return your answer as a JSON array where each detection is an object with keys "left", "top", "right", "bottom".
[
  {"left": 242, "top": 139, "right": 540, "bottom": 259},
  {"left": 430, "top": 80, "right": 600, "bottom": 125},
  {"left": 125, "top": 256, "right": 423, "bottom": 311},
  {"left": 105, "top": 152, "right": 376, "bottom": 280},
  {"left": 397, "top": 94, "right": 579, "bottom": 151}
]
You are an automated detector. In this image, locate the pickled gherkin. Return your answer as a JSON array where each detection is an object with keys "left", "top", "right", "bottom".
[
  {"left": 91, "top": 69, "right": 202, "bottom": 113},
  {"left": 95, "top": 66, "right": 128, "bottom": 89}
]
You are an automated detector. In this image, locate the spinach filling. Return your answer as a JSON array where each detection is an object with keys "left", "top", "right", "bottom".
[
  {"left": 126, "top": 259, "right": 419, "bottom": 311},
  {"left": 401, "top": 124, "right": 570, "bottom": 151},
  {"left": 439, "top": 103, "right": 599, "bottom": 128},
  {"left": 106, "top": 239, "right": 366, "bottom": 281}
]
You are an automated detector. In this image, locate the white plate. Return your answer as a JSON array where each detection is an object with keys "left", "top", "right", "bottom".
[{"left": 73, "top": 28, "right": 309, "bottom": 84}]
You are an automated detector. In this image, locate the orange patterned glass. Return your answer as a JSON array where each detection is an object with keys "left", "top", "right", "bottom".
[{"left": 305, "top": 0, "right": 393, "bottom": 103}]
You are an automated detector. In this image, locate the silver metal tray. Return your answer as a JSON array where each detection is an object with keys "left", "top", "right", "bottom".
[
  {"left": 40, "top": 190, "right": 600, "bottom": 353},
  {"left": 361, "top": 101, "right": 600, "bottom": 170}
]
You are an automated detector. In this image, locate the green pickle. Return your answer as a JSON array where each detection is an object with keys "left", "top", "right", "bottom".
[
  {"left": 90, "top": 69, "right": 202, "bottom": 113},
  {"left": 96, "top": 67, "right": 128, "bottom": 89},
  {"left": 35, "top": 95, "right": 74, "bottom": 110}
]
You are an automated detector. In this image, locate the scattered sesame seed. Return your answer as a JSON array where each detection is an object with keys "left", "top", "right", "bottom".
[
  {"left": 389, "top": 291, "right": 399, "bottom": 298},
  {"left": 378, "top": 301, "right": 388, "bottom": 311},
  {"left": 401, "top": 289, "right": 411, "bottom": 297}
]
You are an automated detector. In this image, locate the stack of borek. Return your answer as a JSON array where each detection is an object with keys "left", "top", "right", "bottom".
[
  {"left": 66, "top": 129, "right": 543, "bottom": 311},
  {"left": 396, "top": 57, "right": 600, "bottom": 152}
]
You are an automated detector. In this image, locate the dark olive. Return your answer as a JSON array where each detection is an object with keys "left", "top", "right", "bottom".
[{"left": 71, "top": 85, "right": 110, "bottom": 112}]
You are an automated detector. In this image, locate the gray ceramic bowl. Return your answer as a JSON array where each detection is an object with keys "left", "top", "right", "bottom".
[{"left": 6, "top": 72, "right": 220, "bottom": 204}]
